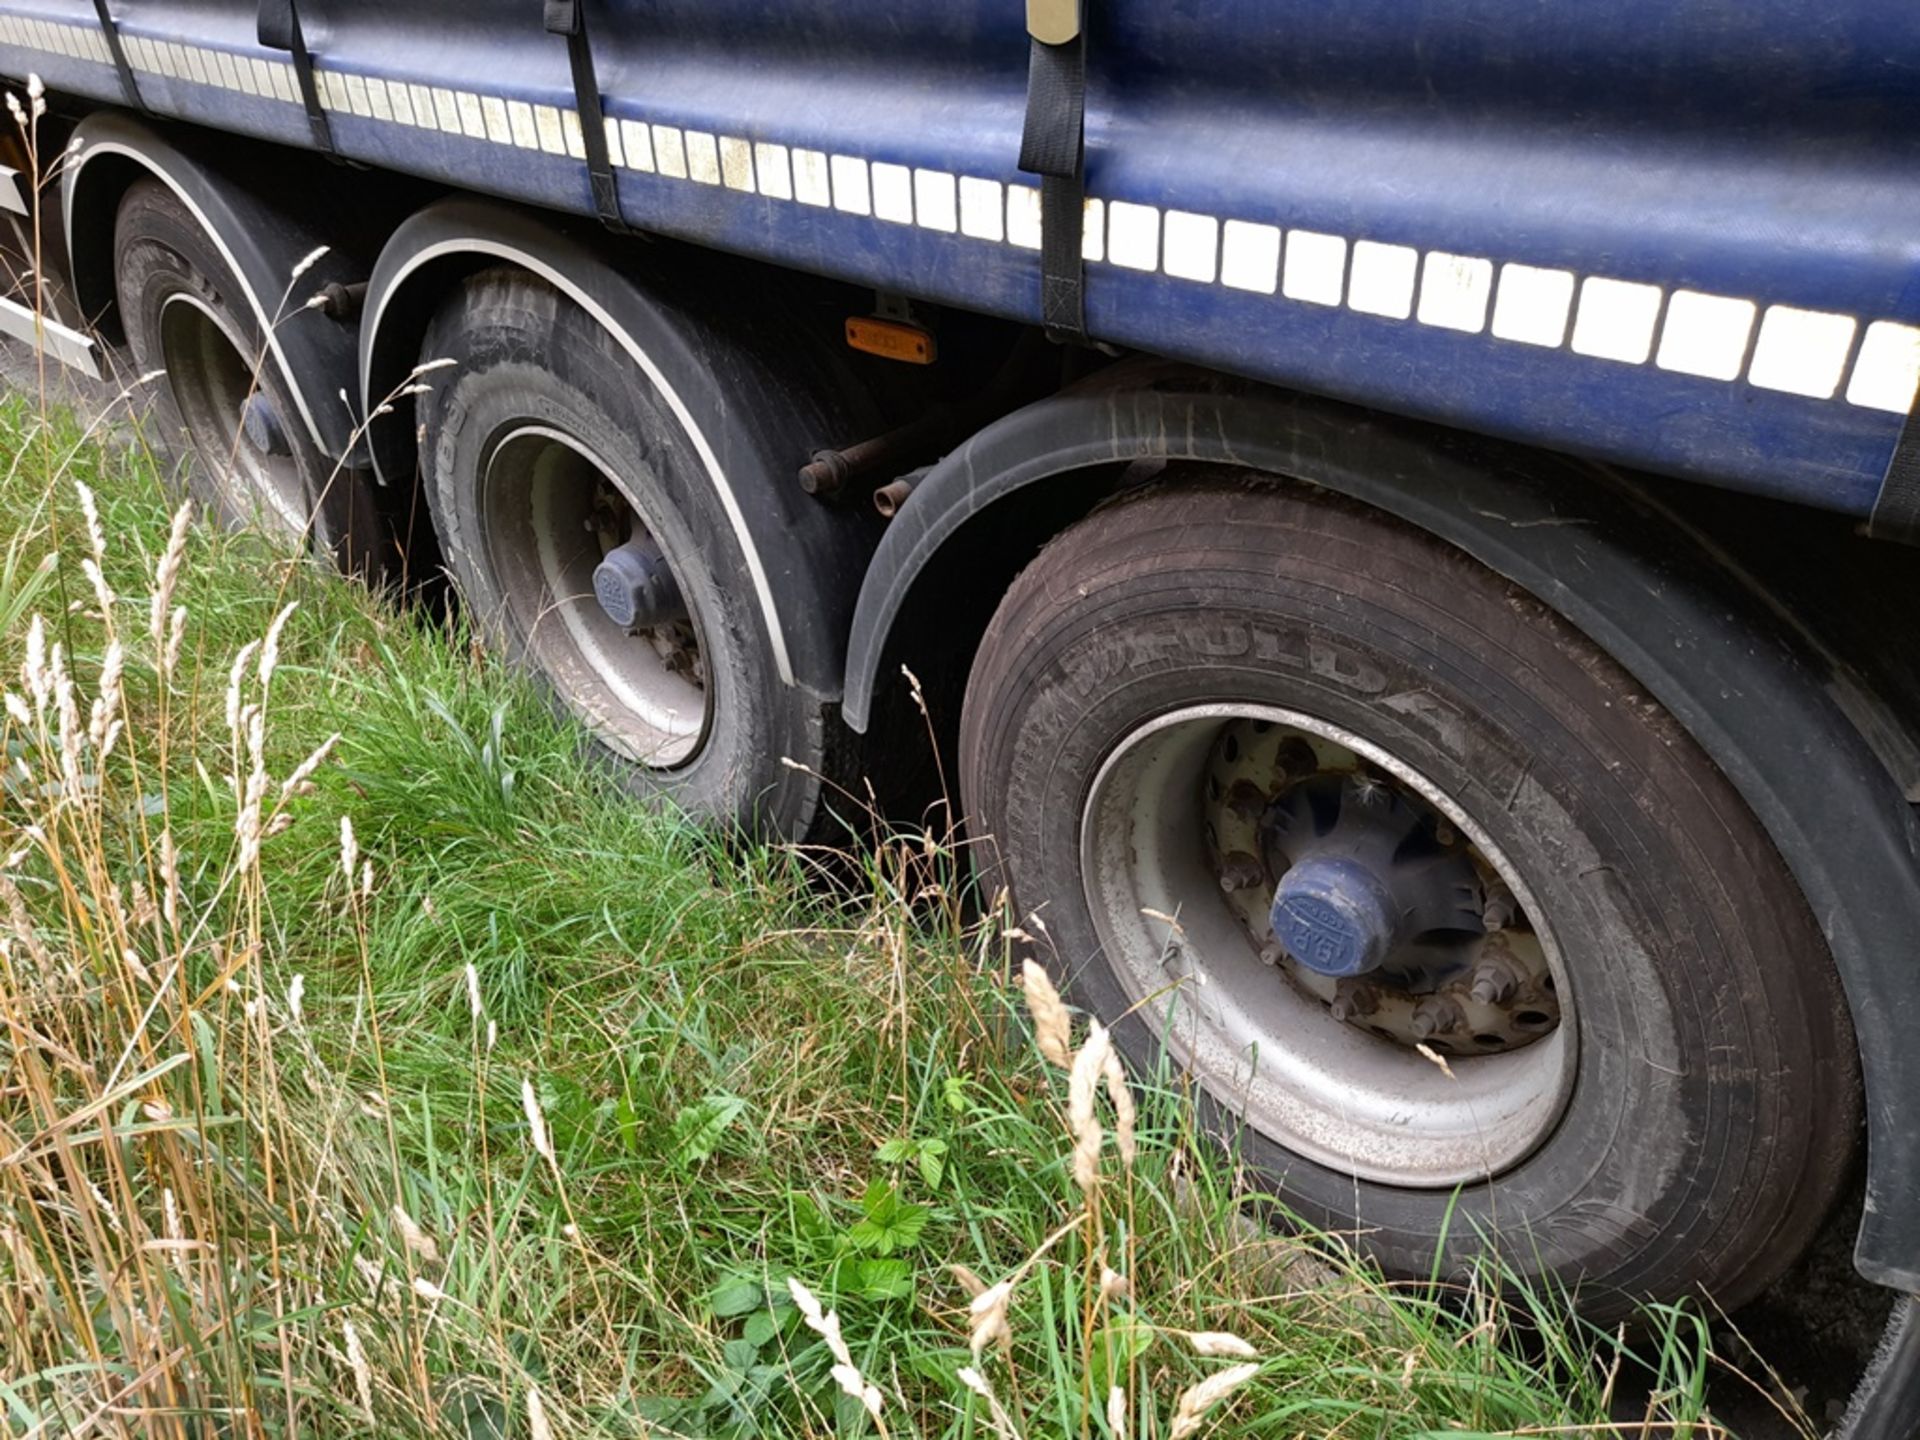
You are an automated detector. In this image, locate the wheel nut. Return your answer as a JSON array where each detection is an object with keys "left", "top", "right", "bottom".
[
  {"left": 1469, "top": 961, "right": 1518, "bottom": 1006},
  {"left": 1328, "top": 979, "right": 1379, "bottom": 1022},
  {"left": 1482, "top": 880, "right": 1517, "bottom": 933},
  {"left": 1411, "top": 996, "right": 1463, "bottom": 1040},
  {"left": 1216, "top": 851, "right": 1266, "bottom": 892}
]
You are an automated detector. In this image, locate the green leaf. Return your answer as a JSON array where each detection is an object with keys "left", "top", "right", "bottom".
[
  {"left": 722, "top": 1337, "right": 760, "bottom": 1373},
  {"left": 841, "top": 1256, "right": 913, "bottom": 1302},
  {"left": 942, "top": 1076, "right": 969, "bottom": 1114},
  {"left": 789, "top": 1192, "right": 838, "bottom": 1256},
  {"left": 1088, "top": 1317, "right": 1156, "bottom": 1393},
  {"left": 917, "top": 1139, "right": 948, "bottom": 1189},
  {"left": 614, "top": 1093, "right": 643, "bottom": 1154},
  {"left": 742, "top": 1308, "right": 780, "bottom": 1346},
  {"left": 671, "top": 1093, "right": 747, "bottom": 1170},
  {"left": 849, "top": 1181, "right": 928, "bottom": 1255},
  {"left": 875, "top": 1138, "right": 913, "bottom": 1165},
  {"left": 710, "top": 1275, "right": 764, "bottom": 1318}
]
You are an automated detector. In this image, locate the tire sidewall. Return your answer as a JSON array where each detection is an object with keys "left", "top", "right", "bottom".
[
  {"left": 112, "top": 180, "right": 374, "bottom": 568},
  {"left": 417, "top": 275, "right": 815, "bottom": 833},
  {"left": 961, "top": 479, "right": 1852, "bottom": 1312}
]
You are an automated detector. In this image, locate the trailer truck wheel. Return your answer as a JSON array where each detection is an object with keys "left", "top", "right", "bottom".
[
  {"left": 113, "top": 179, "right": 383, "bottom": 573},
  {"left": 960, "top": 478, "right": 1859, "bottom": 1315},
  {"left": 415, "top": 267, "right": 843, "bottom": 836}
]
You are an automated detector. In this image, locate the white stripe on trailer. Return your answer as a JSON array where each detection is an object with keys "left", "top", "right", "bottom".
[{"left": 8, "top": 15, "right": 1917, "bottom": 414}]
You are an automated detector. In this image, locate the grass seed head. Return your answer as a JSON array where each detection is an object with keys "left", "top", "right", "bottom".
[
  {"left": 1068, "top": 1021, "right": 1113, "bottom": 1192},
  {"left": 259, "top": 602, "right": 298, "bottom": 692},
  {"left": 1188, "top": 1331, "right": 1259, "bottom": 1359},
  {"left": 947, "top": 1262, "right": 988, "bottom": 1299},
  {"left": 343, "top": 1317, "right": 373, "bottom": 1420},
  {"left": 278, "top": 733, "right": 339, "bottom": 802},
  {"left": 391, "top": 1203, "right": 438, "bottom": 1264},
  {"left": 165, "top": 605, "right": 188, "bottom": 675},
  {"left": 23, "top": 614, "right": 46, "bottom": 708},
  {"left": 957, "top": 1367, "right": 1023, "bottom": 1440},
  {"left": 79, "top": 556, "right": 115, "bottom": 614},
  {"left": 150, "top": 502, "right": 192, "bottom": 652},
  {"left": 526, "top": 1385, "right": 553, "bottom": 1440},
  {"left": 1167, "top": 1361, "right": 1260, "bottom": 1439},
  {"left": 1102, "top": 1048, "right": 1137, "bottom": 1169},
  {"left": 225, "top": 640, "right": 259, "bottom": 738},
  {"left": 522, "top": 1078, "right": 554, "bottom": 1162},
  {"left": 967, "top": 1278, "right": 1014, "bottom": 1358},
  {"left": 1021, "top": 959, "right": 1072, "bottom": 1069},
  {"left": 74, "top": 479, "right": 105, "bottom": 562}
]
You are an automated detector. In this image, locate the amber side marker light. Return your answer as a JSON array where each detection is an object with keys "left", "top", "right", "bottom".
[{"left": 846, "top": 315, "right": 937, "bottom": 364}]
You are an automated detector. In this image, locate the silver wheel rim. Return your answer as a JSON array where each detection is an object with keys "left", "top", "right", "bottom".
[
  {"left": 158, "top": 293, "right": 308, "bottom": 540},
  {"left": 1078, "top": 703, "right": 1576, "bottom": 1187},
  {"left": 480, "top": 425, "right": 709, "bottom": 769}
]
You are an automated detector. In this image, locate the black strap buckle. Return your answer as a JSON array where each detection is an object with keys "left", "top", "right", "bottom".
[
  {"left": 90, "top": 0, "right": 146, "bottom": 112},
  {"left": 1018, "top": 0, "right": 1088, "bottom": 343},
  {"left": 545, "top": 0, "right": 628, "bottom": 233},
  {"left": 257, "top": 0, "right": 336, "bottom": 155}
]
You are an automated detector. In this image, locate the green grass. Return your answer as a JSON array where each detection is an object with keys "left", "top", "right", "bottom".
[{"left": 0, "top": 389, "right": 1784, "bottom": 1439}]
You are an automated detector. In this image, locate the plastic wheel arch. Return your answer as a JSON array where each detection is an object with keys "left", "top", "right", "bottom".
[
  {"left": 357, "top": 196, "right": 884, "bottom": 701},
  {"left": 63, "top": 110, "right": 380, "bottom": 464},
  {"left": 844, "top": 360, "right": 1920, "bottom": 1302}
]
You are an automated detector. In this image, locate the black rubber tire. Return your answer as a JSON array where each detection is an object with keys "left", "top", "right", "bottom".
[
  {"left": 959, "top": 476, "right": 1860, "bottom": 1318},
  {"left": 415, "top": 267, "right": 845, "bottom": 839},
  {"left": 112, "top": 179, "right": 386, "bottom": 574}
]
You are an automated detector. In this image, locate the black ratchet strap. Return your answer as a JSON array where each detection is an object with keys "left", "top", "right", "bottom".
[
  {"left": 257, "top": 0, "right": 335, "bottom": 154},
  {"left": 545, "top": 0, "right": 628, "bottom": 233},
  {"left": 1018, "top": 0, "right": 1088, "bottom": 342},
  {"left": 1868, "top": 396, "right": 1920, "bottom": 543},
  {"left": 90, "top": 0, "right": 145, "bottom": 112}
]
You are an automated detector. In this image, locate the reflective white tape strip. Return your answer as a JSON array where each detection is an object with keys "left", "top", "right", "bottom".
[
  {"left": 1655, "top": 290, "right": 1756, "bottom": 382},
  {"left": 871, "top": 161, "right": 912, "bottom": 223},
  {"left": 913, "top": 168, "right": 957, "bottom": 233},
  {"left": 0, "top": 296, "right": 99, "bottom": 379},
  {"left": 1847, "top": 322, "right": 1920, "bottom": 415},
  {"left": 1571, "top": 277, "right": 1663, "bottom": 364},
  {"left": 1749, "top": 305, "right": 1857, "bottom": 400},
  {"left": 1220, "top": 220, "right": 1281, "bottom": 295},
  {"left": 12, "top": 14, "right": 1914, "bottom": 415},
  {"left": 1106, "top": 200, "right": 1160, "bottom": 273},
  {"left": 1162, "top": 209, "right": 1219, "bottom": 284},
  {"left": 1418, "top": 251, "right": 1494, "bottom": 335},
  {"left": 1283, "top": 230, "right": 1347, "bottom": 307},
  {"left": 1348, "top": 239, "right": 1417, "bottom": 319},
  {"left": 1491, "top": 262, "right": 1575, "bottom": 348},
  {"left": 959, "top": 177, "right": 1002, "bottom": 242}
]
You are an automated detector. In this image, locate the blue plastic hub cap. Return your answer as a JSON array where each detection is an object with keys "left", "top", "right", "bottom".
[{"left": 1269, "top": 854, "right": 1402, "bottom": 978}]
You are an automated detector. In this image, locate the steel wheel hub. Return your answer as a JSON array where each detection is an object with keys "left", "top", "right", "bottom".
[
  {"left": 480, "top": 425, "right": 709, "bottom": 768},
  {"left": 1079, "top": 704, "right": 1575, "bottom": 1187}
]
